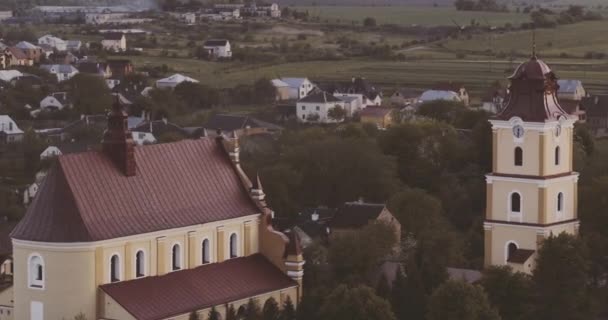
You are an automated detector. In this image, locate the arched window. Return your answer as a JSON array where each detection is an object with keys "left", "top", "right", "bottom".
[
  {"left": 557, "top": 192, "right": 564, "bottom": 213},
  {"left": 110, "top": 254, "right": 120, "bottom": 282},
  {"left": 135, "top": 250, "right": 145, "bottom": 278},
  {"left": 28, "top": 254, "right": 44, "bottom": 288},
  {"left": 510, "top": 193, "right": 521, "bottom": 213},
  {"left": 514, "top": 147, "right": 523, "bottom": 166},
  {"left": 230, "top": 233, "right": 238, "bottom": 259},
  {"left": 172, "top": 244, "right": 181, "bottom": 271},
  {"left": 237, "top": 306, "right": 246, "bottom": 318},
  {"left": 507, "top": 242, "right": 518, "bottom": 262},
  {"left": 555, "top": 146, "right": 560, "bottom": 165},
  {"left": 202, "top": 239, "right": 210, "bottom": 264}
]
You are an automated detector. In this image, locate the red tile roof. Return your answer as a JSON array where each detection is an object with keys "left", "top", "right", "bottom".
[
  {"left": 11, "top": 138, "right": 260, "bottom": 242},
  {"left": 100, "top": 254, "right": 297, "bottom": 320}
]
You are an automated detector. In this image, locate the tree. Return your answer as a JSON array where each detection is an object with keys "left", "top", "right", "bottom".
[
  {"left": 244, "top": 299, "right": 262, "bottom": 320},
  {"left": 391, "top": 263, "right": 427, "bottom": 320},
  {"left": 262, "top": 298, "right": 280, "bottom": 320},
  {"left": 319, "top": 285, "right": 396, "bottom": 320},
  {"left": 280, "top": 296, "right": 296, "bottom": 320},
  {"left": 253, "top": 78, "right": 277, "bottom": 104},
  {"left": 417, "top": 100, "right": 466, "bottom": 124},
  {"left": 65, "top": 73, "right": 113, "bottom": 115},
  {"left": 363, "top": 17, "right": 377, "bottom": 27},
  {"left": 427, "top": 280, "right": 500, "bottom": 320},
  {"left": 479, "top": 266, "right": 534, "bottom": 320},
  {"left": 226, "top": 305, "right": 238, "bottom": 320},
  {"left": 532, "top": 233, "right": 594, "bottom": 320},
  {"left": 207, "top": 306, "right": 220, "bottom": 320},
  {"left": 189, "top": 311, "right": 200, "bottom": 320},
  {"left": 328, "top": 222, "right": 398, "bottom": 284},
  {"left": 375, "top": 272, "right": 391, "bottom": 299},
  {"left": 328, "top": 105, "right": 347, "bottom": 121},
  {"left": 174, "top": 82, "right": 219, "bottom": 109}
]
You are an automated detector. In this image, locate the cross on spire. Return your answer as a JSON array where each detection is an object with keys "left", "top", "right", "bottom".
[{"left": 532, "top": 28, "right": 537, "bottom": 59}]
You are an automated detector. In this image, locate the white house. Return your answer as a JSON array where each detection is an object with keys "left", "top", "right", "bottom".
[
  {"left": 558, "top": 80, "right": 586, "bottom": 101},
  {"left": 276, "top": 77, "right": 315, "bottom": 100},
  {"left": 156, "top": 74, "right": 199, "bottom": 89},
  {"left": 40, "top": 64, "right": 79, "bottom": 82},
  {"left": 419, "top": 90, "right": 461, "bottom": 104},
  {"left": 101, "top": 33, "right": 127, "bottom": 52},
  {"left": 203, "top": 39, "right": 232, "bottom": 59},
  {"left": 38, "top": 35, "right": 67, "bottom": 52},
  {"left": 40, "top": 92, "right": 71, "bottom": 111},
  {"left": 66, "top": 40, "right": 82, "bottom": 51},
  {"left": 0, "top": 70, "right": 23, "bottom": 82},
  {"left": 131, "top": 131, "right": 157, "bottom": 145},
  {"left": 297, "top": 91, "right": 346, "bottom": 123},
  {"left": 334, "top": 94, "right": 364, "bottom": 117},
  {"left": 40, "top": 146, "right": 63, "bottom": 160},
  {"left": 0, "top": 115, "right": 24, "bottom": 143}
]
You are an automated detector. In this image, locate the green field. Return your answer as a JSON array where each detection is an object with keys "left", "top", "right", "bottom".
[{"left": 294, "top": 6, "right": 531, "bottom": 27}]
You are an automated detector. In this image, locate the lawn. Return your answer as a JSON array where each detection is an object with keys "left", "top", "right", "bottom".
[{"left": 293, "top": 6, "right": 530, "bottom": 27}]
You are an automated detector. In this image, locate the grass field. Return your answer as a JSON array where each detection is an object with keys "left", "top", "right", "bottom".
[{"left": 294, "top": 6, "right": 531, "bottom": 27}]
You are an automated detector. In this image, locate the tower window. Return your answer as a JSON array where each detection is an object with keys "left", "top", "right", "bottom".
[
  {"left": 28, "top": 254, "right": 44, "bottom": 289},
  {"left": 514, "top": 147, "right": 523, "bottom": 166},
  {"left": 555, "top": 146, "right": 560, "bottom": 165},
  {"left": 110, "top": 254, "right": 120, "bottom": 282},
  {"left": 202, "top": 239, "right": 210, "bottom": 264},
  {"left": 510, "top": 193, "right": 521, "bottom": 213},
  {"left": 135, "top": 250, "right": 145, "bottom": 278},
  {"left": 230, "top": 233, "right": 238, "bottom": 259},
  {"left": 172, "top": 244, "right": 182, "bottom": 271},
  {"left": 557, "top": 192, "right": 564, "bottom": 212}
]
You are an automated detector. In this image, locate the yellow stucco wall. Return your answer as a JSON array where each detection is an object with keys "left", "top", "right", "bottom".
[{"left": 0, "top": 287, "right": 13, "bottom": 320}]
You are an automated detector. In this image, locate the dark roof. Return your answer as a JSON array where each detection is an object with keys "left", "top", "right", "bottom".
[
  {"left": 360, "top": 107, "right": 392, "bottom": 118},
  {"left": 298, "top": 91, "right": 342, "bottom": 104},
  {"left": 101, "top": 254, "right": 297, "bottom": 320},
  {"left": 582, "top": 95, "right": 608, "bottom": 117},
  {"left": 507, "top": 249, "right": 535, "bottom": 264},
  {"left": 78, "top": 62, "right": 107, "bottom": 74},
  {"left": 204, "top": 114, "right": 282, "bottom": 132},
  {"left": 559, "top": 100, "right": 580, "bottom": 114},
  {"left": 104, "top": 33, "right": 125, "bottom": 40},
  {"left": 132, "top": 120, "right": 190, "bottom": 138},
  {"left": 495, "top": 57, "right": 569, "bottom": 122},
  {"left": 11, "top": 138, "right": 260, "bottom": 242},
  {"left": 0, "top": 222, "right": 17, "bottom": 256},
  {"left": 203, "top": 39, "right": 228, "bottom": 47},
  {"left": 330, "top": 202, "right": 386, "bottom": 229}
]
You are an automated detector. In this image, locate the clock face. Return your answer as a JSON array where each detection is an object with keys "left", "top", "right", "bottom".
[
  {"left": 555, "top": 124, "right": 562, "bottom": 137},
  {"left": 513, "top": 125, "right": 524, "bottom": 138}
]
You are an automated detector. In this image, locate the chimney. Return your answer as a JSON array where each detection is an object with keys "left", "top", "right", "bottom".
[{"left": 102, "top": 97, "right": 137, "bottom": 177}]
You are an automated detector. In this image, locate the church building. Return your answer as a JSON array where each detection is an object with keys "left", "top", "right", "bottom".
[
  {"left": 7, "top": 101, "right": 304, "bottom": 319},
  {"left": 484, "top": 54, "right": 579, "bottom": 274}
]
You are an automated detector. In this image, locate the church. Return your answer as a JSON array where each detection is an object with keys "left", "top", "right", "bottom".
[
  {"left": 7, "top": 101, "right": 304, "bottom": 319},
  {"left": 484, "top": 53, "right": 579, "bottom": 274}
]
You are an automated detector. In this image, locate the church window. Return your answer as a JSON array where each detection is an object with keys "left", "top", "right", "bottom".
[
  {"left": 172, "top": 244, "right": 182, "bottom": 271},
  {"left": 507, "top": 242, "right": 518, "bottom": 261},
  {"left": 28, "top": 254, "right": 44, "bottom": 289},
  {"left": 557, "top": 192, "right": 564, "bottom": 213},
  {"left": 135, "top": 250, "right": 145, "bottom": 278},
  {"left": 514, "top": 147, "right": 523, "bottom": 166},
  {"left": 230, "top": 233, "right": 238, "bottom": 259},
  {"left": 555, "top": 146, "right": 560, "bottom": 165},
  {"left": 510, "top": 193, "right": 521, "bottom": 213},
  {"left": 202, "top": 239, "right": 210, "bottom": 264},
  {"left": 110, "top": 254, "right": 120, "bottom": 282}
]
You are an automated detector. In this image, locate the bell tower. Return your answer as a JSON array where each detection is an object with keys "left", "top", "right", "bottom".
[{"left": 483, "top": 55, "right": 579, "bottom": 274}]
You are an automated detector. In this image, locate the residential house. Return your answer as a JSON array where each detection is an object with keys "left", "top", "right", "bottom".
[
  {"left": 0, "top": 11, "right": 12, "bottom": 21},
  {"left": 66, "top": 40, "right": 82, "bottom": 52},
  {"left": 419, "top": 90, "right": 461, "bottom": 104},
  {"left": 432, "top": 82, "right": 469, "bottom": 106},
  {"left": 38, "top": 44, "right": 54, "bottom": 59},
  {"left": 156, "top": 73, "right": 199, "bottom": 89},
  {"left": 339, "top": 77, "right": 382, "bottom": 106},
  {"left": 39, "top": 92, "right": 71, "bottom": 111},
  {"left": 101, "top": 33, "right": 127, "bottom": 52},
  {"left": 581, "top": 95, "right": 608, "bottom": 136},
  {"left": 274, "top": 78, "right": 314, "bottom": 100},
  {"left": 258, "top": 3, "right": 281, "bottom": 17},
  {"left": 131, "top": 131, "right": 156, "bottom": 145},
  {"left": 40, "top": 64, "right": 79, "bottom": 82},
  {"left": 106, "top": 59, "right": 134, "bottom": 78},
  {"left": 557, "top": 80, "right": 586, "bottom": 101},
  {"left": 296, "top": 91, "right": 345, "bottom": 123},
  {"left": 37, "top": 35, "right": 67, "bottom": 52},
  {"left": 5, "top": 48, "right": 33, "bottom": 66},
  {"left": 0, "top": 70, "right": 23, "bottom": 83},
  {"left": 203, "top": 39, "right": 232, "bottom": 59},
  {"left": 8, "top": 101, "right": 304, "bottom": 319},
  {"left": 360, "top": 107, "right": 394, "bottom": 129},
  {"left": 14, "top": 41, "right": 43, "bottom": 63},
  {"left": 271, "top": 79, "right": 290, "bottom": 101},
  {"left": 39, "top": 146, "right": 63, "bottom": 160},
  {"left": 78, "top": 62, "right": 112, "bottom": 78},
  {"left": 0, "top": 115, "right": 24, "bottom": 144},
  {"left": 481, "top": 87, "right": 507, "bottom": 114},
  {"left": 390, "top": 88, "right": 420, "bottom": 106},
  {"left": 171, "top": 12, "right": 196, "bottom": 24},
  {"left": 49, "top": 51, "right": 79, "bottom": 65},
  {"left": 335, "top": 95, "right": 363, "bottom": 117}
]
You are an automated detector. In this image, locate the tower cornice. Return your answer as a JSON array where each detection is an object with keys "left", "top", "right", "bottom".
[{"left": 485, "top": 172, "right": 579, "bottom": 186}]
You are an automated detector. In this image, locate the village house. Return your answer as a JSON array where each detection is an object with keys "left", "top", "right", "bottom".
[
  {"left": 390, "top": 88, "right": 420, "bottom": 107},
  {"left": 296, "top": 91, "right": 346, "bottom": 123},
  {"left": 0, "top": 70, "right": 23, "bottom": 83},
  {"left": 338, "top": 77, "right": 382, "bottom": 107},
  {"left": 271, "top": 79, "right": 291, "bottom": 101},
  {"left": 156, "top": 74, "right": 199, "bottom": 89},
  {"left": 335, "top": 94, "right": 363, "bottom": 117},
  {"left": 359, "top": 107, "right": 394, "bottom": 129},
  {"left": 101, "top": 33, "right": 127, "bottom": 52},
  {"left": 37, "top": 35, "right": 67, "bottom": 52},
  {"left": 273, "top": 78, "right": 314, "bottom": 100},
  {"left": 130, "top": 131, "right": 157, "bottom": 145},
  {"left": 7, "top": 100, "right": 304, "bottom": 319},
  {"left": 5, "top": 48, "right": 33, "bottom": 67},
  {"left": 78, "top": 62, "right": 112, "bottom": 78},
  {"left": 0, "top": 11, "right": 12, "bottom": 21},
  {"left": 39, "top": 146, "right": 62, "bottom": 160},
  {"left": 66, "top": 40, "right": 82, "bottom": 52},
  {"left": 15, "top": 42, "right": 43, "bottom": 63},
  {"left": 0, "top": 115, "right": 24, "bottom": 144},
  {"left": 432, "top": 82, "right": 469, "bottom": 106},
  {"left": 481, "top": 87, "right": 507, "bottom": 114},
  {"left": 203, "top": 39, "right": 232, "bottom": 59},
  {"left": 49, "top": 51, "right": 79, "bottom": 65},
  {"left": 419, "top": 90, "right": 462, "bottom": 104},
  {"left": 39, "top": 92, "right": 72, "bottom": 112},
  {"left": 106, "top": 59, "right": 134, "bottom": 78},
  {"left": 557, "top": 79, "right": 586, "bottom": 101},
  {"left": 40, "top": 64, "right": 79, "bottom": 82},
  {"left": 258, "top": 3, "right": 281, "bottom": 17}
]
